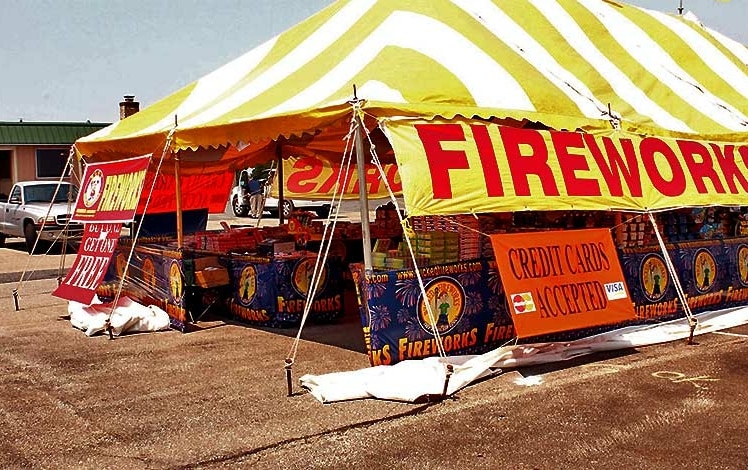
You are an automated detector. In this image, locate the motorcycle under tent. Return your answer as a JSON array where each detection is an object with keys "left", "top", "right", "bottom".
[{"left": 75, "top": 0, "right": 748, "bottom": 402}]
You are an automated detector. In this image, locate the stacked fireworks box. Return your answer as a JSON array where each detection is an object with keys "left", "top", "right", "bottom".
[
  {"left": 661, "top": 209, "right": 696, "bottom": 243},
  {"left": 409, "top": 215, "right": 477, "bottom": 264},
  {"left": 413, "top": 231, "right": 459, "bottom": 265},
  {"left": 615, "top": 213, "right": 656, "bottom": 248}
]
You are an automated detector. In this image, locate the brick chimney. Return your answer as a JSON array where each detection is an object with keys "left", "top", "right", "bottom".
[{"left": 119, "top": 95, "right": 140, "bottom": 120}]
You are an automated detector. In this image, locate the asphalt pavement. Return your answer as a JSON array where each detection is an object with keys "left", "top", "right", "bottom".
[{"left": 1, "top": 204, "right": 747, "bottom": 469}]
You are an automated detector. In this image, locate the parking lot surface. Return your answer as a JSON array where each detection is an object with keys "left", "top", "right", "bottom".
[{"left": 1, "top": 207, "right": 747, "bottom": 469}]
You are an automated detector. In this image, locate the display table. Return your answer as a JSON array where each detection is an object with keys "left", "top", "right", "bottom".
[{"left": 620, "top": 236, "right": 748, "bottom": 319}]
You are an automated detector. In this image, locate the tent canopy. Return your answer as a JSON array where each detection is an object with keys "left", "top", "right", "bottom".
[{"left": 75, "top": 0, "right": 748, "bottom": 213}]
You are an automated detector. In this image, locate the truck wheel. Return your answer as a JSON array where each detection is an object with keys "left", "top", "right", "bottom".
[
  {"left": 232, "top": 195, "right": 249, "bottom": 217},
  {"left": 0, "top": 234, "right": 5, "bottom": 248},
  {"left": 316, "top": 206, "right": 330, "bottom": 219},
  {"left": 24, "top": 223, "right": 38, "bottom": 254}
]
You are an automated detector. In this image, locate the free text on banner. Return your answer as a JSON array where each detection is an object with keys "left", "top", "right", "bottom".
[
  {"left": 490, "top": 229, "right": 636, "bottom": 338},
  {"left": 272, "top": 155, "right": 402, "bottom": 200},
  {"left": 53, "top": 222, "right": 122, "bottom": 305},
  {"left": 384, "top": 118, "right": 748, "bottom": 216},
  {"left": 58, "top": 156, "right": 150, "bottom": 305},
  {"left": 72, "top": 154, "right": 150, "bottom": 223}
]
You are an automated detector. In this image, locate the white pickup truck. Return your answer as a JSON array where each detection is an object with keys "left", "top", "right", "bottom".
[
  {"left": 0, "top": 181, "right": 83, "bottom": 253},
  {"left": 229, "top": 168, "right": 332, "bottom": 218}
]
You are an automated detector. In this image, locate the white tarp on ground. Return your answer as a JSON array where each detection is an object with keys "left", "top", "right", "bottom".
[
  {"left": 69, "top": 296, "right": 171, "bottom": 337},
  {"left": 301, "top": 306, "right": 748, "bottom": 403}
]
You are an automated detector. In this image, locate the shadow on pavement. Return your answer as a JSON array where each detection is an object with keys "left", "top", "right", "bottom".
[{"left": 190, "top": 312, "right": 368, "bottom": 354}]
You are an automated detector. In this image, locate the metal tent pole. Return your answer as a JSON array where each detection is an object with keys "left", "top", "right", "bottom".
[{"left": 354, "top": 110, "right": 373, "bottom": 273}]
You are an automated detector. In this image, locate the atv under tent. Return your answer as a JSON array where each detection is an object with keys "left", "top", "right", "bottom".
[{"left": 73, "top": 0, "right": 748, "bottom": 400}]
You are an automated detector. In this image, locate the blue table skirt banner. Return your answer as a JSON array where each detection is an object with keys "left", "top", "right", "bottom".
[
  {"left": 352, "top": 237, "right": 748, "bottom": 366},
  {"left": 619, "top": 237, "right": 748, "bottom": 321},
  {"left": 226, "top": 254, "right": 345, "bottom": 328},
  {"left": 350, "top": 259, "right": 515, "bottom": 366},
  {"left": 98, "top": 243, "right": 188, "bottom": 331}
]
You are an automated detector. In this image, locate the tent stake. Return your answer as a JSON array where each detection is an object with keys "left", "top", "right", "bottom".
[
  {"left": 441, "top": 364, "right": 454, "bottom": 399},
  {"left": 687, "top": 318, "right": 698, "bottom": 345},
  {"left": 12, "top": 289, "right": 19, "bottom": 311},
  {"left": 285, "top": 358, "right": 294, "bottom": 396}
]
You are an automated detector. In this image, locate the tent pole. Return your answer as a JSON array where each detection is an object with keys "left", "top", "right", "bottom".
[
  {"left": 276, "top": 141, "right": 285, "bottom": 225},
  {"left": 174, "top": 151, "right": 184, "bottom": 248},
  {"left": 354, "top": 112, "right": 373, "bottom": 273}
]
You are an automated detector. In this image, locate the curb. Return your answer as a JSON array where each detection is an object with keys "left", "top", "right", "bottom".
[{"left": 0, "top": 269, "right": 65, "bottom": 285}]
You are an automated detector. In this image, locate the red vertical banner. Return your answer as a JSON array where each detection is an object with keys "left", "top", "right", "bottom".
[
  {"left": 53, "top": 222, "right": 122, "bottom": 305},
  {"left": 490, "top": 229, "right": 636, "bottom": 338},
  {"left": 57, "top": 155, "right": 150, "bottom": 305},
  {"left": 72, "top": 154, "right": 150, "bottom": 223}
]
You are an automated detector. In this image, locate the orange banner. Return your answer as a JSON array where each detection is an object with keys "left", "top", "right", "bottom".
[
  {"left": 490, "top": 229, "right": 636, "bottom": 338},
  {"left": 274, "top": 155, "right": 401, "bottom": 200}
]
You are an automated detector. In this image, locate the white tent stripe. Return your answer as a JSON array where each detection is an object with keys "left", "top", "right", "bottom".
[
  {"left": 454, "top": 0, "right": 607, "bottom": 120},
  {"left": 137, "top": 37, "right": 278, "bottom": 136},
  {"left": 181, "top": 0, "right": 378, "bottom": 128},
  {"left": 645, "top": 8, "right": 748, "bottom": 101},
  {"left": 255, "top": 10, "right": 535, "bottom": 119},
  {"left": 530, "top": 0, "right": 692, "bottom": 133},
  {"left": 579, "top": 0, "right": 748, "bottom": 131},
  {"left": 705, "top": 26, "right": 748, "bottom": 68}
]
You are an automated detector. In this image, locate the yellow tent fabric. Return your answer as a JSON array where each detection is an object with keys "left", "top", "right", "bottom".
[
  {"left": 75, "top": 0, "right": 748, "bottom": 214},
  {"left": 77, "top": 0, "right": 748, "bottom": 157}
]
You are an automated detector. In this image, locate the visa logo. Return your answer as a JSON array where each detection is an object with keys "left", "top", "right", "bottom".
[{"left": 604, "top": 282, "right": 627, "bottom": 300}]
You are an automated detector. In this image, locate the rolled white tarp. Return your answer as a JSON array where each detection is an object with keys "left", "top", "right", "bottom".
[
  {"left": 69, "top": 296, "right": 171, "bottom": 337},
  {"left": 301, "top": 306, "right": 748, "bottom": 403}
]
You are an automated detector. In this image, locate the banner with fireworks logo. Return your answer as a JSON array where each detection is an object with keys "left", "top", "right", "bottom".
[
  {"left": 97, "top": 243, "right": 187, "bottom": 330},
  {"left": 227, "top": 255, "right": 345, "bottom": 328},
  {"left": 56, "top": 155, "right": 151, "bottom": 305},
  {"left": 620, "top": 238, "right": 748, "bottom": 319},
  {"left": 72, "top": 155, "right": 150, "bottom": 223},
  {"left": 351, "top": 259, "right": 514, "bottom": 366}
]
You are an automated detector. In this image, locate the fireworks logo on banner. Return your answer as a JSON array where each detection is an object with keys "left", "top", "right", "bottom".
[
  {"left": 169, "top": 261, "right": 183, "bottom": 302},
  {"left": 237, "top": 265, "right": 258, "bottom": 306},
  {"left": 82, "top": 169, "right": 104, "bottom": 208},
  {"left": 292, "top": 258, "right": 328, "bottom": 297},
  {"left": 738, "top": 245, "right": 748, "bottom": 287},
  {"left": 641, "top": 254, "right": 669, "bottom": 302},
  {"left": 417, "top": 277, "right": 465, "bottom": 335},
  {"left": 694, "top": 249, "right": 717, "bottom": 293}
]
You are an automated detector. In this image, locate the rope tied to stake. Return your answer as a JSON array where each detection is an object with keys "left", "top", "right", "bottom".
[{"left": 647, "top": 211, "right": 699, "bottom": 345}]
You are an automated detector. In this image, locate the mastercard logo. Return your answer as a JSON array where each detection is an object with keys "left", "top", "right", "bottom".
[{"left": 511, "top": 292, "right": 536, "bottom": 314}]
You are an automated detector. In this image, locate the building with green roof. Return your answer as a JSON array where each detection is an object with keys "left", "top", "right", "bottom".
[{"left": 0, "top": 121, "right": 110, "bottom": 197}]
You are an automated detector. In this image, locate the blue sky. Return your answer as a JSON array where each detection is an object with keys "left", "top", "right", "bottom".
[{"left": 1, "top": 0, "right": 745, "bottom": 123}]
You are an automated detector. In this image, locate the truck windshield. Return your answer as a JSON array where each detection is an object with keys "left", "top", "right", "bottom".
[{"left": 23, "top": 184, "right": 76, "bottom": 203}]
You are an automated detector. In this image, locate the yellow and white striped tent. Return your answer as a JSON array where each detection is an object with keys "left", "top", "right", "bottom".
[{"left": 76, "top": 0, "right": 748, "bottom": 215}]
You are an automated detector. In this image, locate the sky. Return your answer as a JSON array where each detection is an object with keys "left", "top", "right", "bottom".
[{"left": 2, "top": 0, "right": 746, "bottom": 123}]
